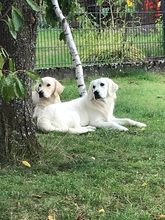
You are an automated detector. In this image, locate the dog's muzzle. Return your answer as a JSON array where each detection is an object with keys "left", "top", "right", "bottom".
[
  {"left": 94, "top": 91, "right": 102, "bottom": 99},
  {"left": 38, "top": 91, "right": 44, "bottom": 98}
]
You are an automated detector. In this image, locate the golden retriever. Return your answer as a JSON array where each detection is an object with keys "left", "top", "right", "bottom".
[
  {"left": 37, "top": 77, "right": 146, "bottom": 134},
  {"left": 32, "top": 77, "right": 64, "bottom": 119}
]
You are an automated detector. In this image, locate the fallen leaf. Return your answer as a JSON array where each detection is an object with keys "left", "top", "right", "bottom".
[
  {"left": 153, "top": 214, "right": 165, "bottom": 219},
  {"left": 43, "top": 191, "right": 51, "bottom": 195},
  {"left": 31, "top": 194, "right": 42, "bottom": 199},
  {"left": 21, "top": 160, "right": 31, "bottom": 167},
  {"left": 142, "top": 182, "right": 147, "bottom": 187},
  {"left": 98, "top": 208, "right": 105, "bottom": 213},
  {"left": 76, "top": 216, "right": 85, "bottom": 220},
  {"left": 48, "top": 214, "right": 54, "bottom": 220}
]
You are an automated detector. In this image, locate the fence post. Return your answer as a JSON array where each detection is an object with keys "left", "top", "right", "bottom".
[{"left": 162, "top": 0, "right": 165, "bottom": 54}]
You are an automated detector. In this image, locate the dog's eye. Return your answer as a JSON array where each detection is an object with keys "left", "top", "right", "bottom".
[
  {"left": 93, "top": 85, "right": 96, "bottom": 89},
  {"left": 100, "top": 83, "right": 105, "bottom": 87},
  {"left": 47, "top": 84, "right": 51, "bottom": 87},
  {"left": 39, "top": 84, "right": 42, "bottom": 87}
]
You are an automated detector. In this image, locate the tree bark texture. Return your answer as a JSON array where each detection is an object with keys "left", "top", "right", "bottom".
[
  {"left": 0, "top": 0, "right": 42, "bottom": 164},
  {"left": 51, "top": 0, "right": 87, "bottom": 97}
]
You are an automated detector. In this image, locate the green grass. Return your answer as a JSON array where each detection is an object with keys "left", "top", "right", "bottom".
[{"left": 1, "top": 70, "right": 165, "bottom": 220}]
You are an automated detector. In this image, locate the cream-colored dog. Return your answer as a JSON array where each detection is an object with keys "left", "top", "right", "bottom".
[
  {"left": 32, "top": 77, "right": 64, "bottom": 119},
  {"left": 37, "top": 77, "right": 146, "bottom": 134}
]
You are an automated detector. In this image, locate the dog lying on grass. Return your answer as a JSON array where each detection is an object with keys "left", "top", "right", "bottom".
[
  {"left": 37, "top": 77, "right": 146, "bottom": 134},
  {"left": 32, "top": 77, "right": 64, "bottom": 119}
]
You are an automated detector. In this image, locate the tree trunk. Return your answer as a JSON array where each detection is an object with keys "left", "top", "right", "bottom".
[
  {"left": 51, "top": 0, "right": 87, "bottom": 97},
  {"left": 0, "top": 0, "right": 42, "bottom": 164}
]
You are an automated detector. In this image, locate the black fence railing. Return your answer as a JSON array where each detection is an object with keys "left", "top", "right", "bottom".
[{"left": 35, "top": 8, "right": 165, "bottom": 69}]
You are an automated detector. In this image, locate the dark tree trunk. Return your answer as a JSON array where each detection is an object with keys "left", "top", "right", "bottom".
[{"left": 0, "top": 0, "right": 42, "bottom": 164}]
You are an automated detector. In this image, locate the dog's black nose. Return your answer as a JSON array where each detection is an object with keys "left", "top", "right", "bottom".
[
  {"left": 94, "top": 90, "right": 101, "bottom": 99},
  {"left": 39, "top": 91, "right": 44, "bottom": 98}
]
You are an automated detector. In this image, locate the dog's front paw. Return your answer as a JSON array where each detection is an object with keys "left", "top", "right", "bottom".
[
  {"left": 136, "top": 122, "right": 147, "bottom": 128},
  {"left": 117, "top": 126, "right": 129, "bottom": 132},
  {"left": 86, "top": 126, "right": 96, "bottom": 132}
]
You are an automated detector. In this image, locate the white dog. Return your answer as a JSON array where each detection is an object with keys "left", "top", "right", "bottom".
[
  {"left": 32, "top": 77, "right": 64, "bottom": 119},
  {"left": 37, "top": 77, "right": 146, "bottom": 134}
]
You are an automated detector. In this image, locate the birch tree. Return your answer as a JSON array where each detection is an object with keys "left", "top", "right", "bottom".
[{"left": 50, "top": 0, "right": 87, "bottom": 97}]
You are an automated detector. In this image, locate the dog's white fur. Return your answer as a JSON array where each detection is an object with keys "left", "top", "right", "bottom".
[
  {"left": 32, "top": 77, "right": 64, "bottom": 119},
  {"left": 37, "top": 77, "right": 146, "bottom": 134}
]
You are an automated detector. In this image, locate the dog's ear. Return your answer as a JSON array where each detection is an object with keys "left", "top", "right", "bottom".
[
  {"left": 87, "top": 80, "right": 95, "bottom": 100},
  {"left": 35, "top": 82, "right": 39, "bottom": 92},
  {"left": 32, "top": 91, "right": 39, "bottom": 105},
  {"left": 107, "top": 78, "right": 118, "bottom": 97},
  {"left": 54, "top": 80, "right": 64, "bottom": 97},
  {"left": 34, "top": 78, "right": 43, "bottom": 92}
]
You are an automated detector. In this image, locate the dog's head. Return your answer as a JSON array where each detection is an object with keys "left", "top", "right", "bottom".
[
  {"left": 88, "top": 78, "right": 118, "bottom": 101},
  {"left": 35, "top": 77, "right": 64, "bottom": 99}
]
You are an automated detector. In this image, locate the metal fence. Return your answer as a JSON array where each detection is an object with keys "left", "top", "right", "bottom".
[{"left": 35, "top": 6, "right": 165, "bottom": 69}]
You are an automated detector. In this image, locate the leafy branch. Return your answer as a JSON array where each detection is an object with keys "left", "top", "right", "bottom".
[
  {"left": 0, "top": 38, "right": 39, "bottom": 102},
  {"left": 0, "top": 0, "right": 41, "bottom": 101},
  {"left": 0, "top": 69, "right": 40, "bottom": 101},
  {"left": 0, "top": 0, "right": 40, "bottom": 39}
]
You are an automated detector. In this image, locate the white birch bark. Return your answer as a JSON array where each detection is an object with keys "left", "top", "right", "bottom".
[{"left": 51, "top": 0, "right": 87, "bottom": 96}]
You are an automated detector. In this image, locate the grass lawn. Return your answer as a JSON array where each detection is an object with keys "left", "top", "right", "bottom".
[
  {"left": 1, "top": 69, "right": 165, "bottom": 220},
  {"left": 36, "top": 25, "right": 163, "bottom": 68}
]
